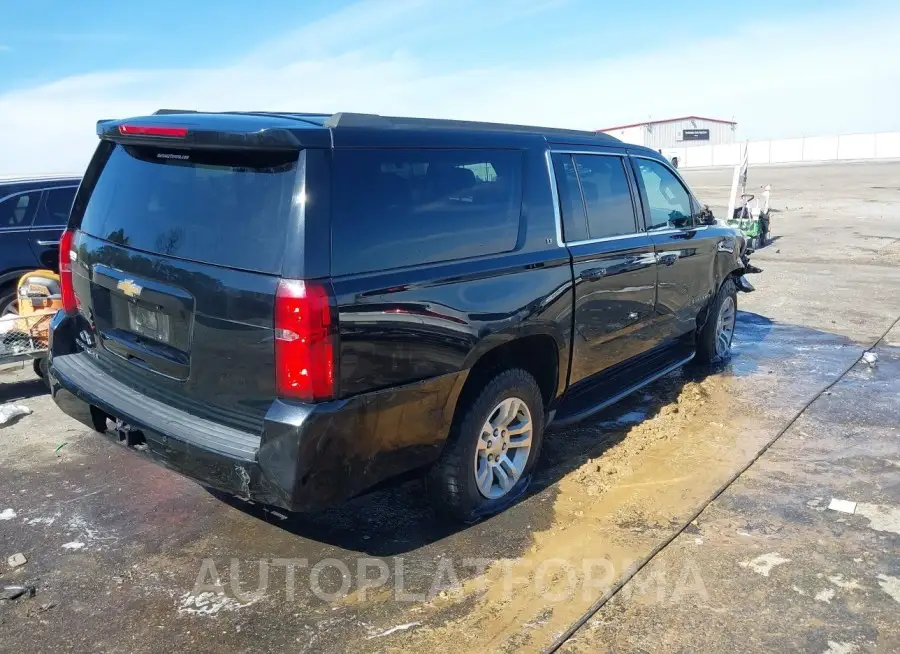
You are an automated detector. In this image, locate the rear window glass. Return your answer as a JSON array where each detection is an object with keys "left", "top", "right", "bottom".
[
  {"left": 573, "top": 155, "right": 638, "bottom": 239},
  {"left": 80, "top": 145, "right": 299, "bottom": 274},
  {"left": 35, "top": 187, "right": 77, "bottom": 227},
  {"left": 331, "top": 148, "right": 522, "bottom": 276},
  {"left": 552, "top": 153, "right": 589, "bottom": 243}
]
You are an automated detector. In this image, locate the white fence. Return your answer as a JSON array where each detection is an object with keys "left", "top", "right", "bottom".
[{"left": 667, "top": 132, "right": 900, "bottom": 169}]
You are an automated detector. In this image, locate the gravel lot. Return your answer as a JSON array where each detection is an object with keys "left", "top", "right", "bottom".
[{"left": 1, "top": 161, "right": 899, "bottom": 653}]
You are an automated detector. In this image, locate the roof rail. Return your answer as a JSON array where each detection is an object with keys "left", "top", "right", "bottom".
[
  {"left": 324, "top": 113, "right": 393, "bottom": 129},
  {"left": 0, "top": 173, "right": 82, "bottom": 182},
  {"left": 224, "top": 111, "right": 331, "bottom": 127},
  {"left": 139, "top": 109, "right": 619, "bottom": 141},
  {"left": 153, "top": 109, "right": 198, "bottom": 115},
  {"left": 324, "top": 112, "right": 611, "bottom": 139}
]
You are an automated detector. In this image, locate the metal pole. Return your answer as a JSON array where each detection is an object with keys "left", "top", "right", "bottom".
[{"left": 725, "top": 163, "right": 741, "bottom": 223}]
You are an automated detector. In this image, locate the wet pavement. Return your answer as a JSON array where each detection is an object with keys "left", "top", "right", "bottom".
[
  {"left": 559, "top": 325, "right": 900, "bottom": 654},
  {"left": 2, "top": 161, "right": 900, "bottom": 653}
]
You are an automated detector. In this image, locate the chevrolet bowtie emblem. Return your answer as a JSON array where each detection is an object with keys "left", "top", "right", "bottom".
[{"left": 117, "top": 279, "right": 143, "bottom": 298}]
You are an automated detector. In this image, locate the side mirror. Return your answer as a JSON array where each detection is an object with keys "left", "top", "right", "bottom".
[{"left": 700, "top": 204, "right": 717, "bottom": 225}]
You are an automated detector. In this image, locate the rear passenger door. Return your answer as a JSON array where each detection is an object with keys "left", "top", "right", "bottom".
[
  {"left": 553, "top": 152, "right": 659, "bottom": 386},
  {"left": 0, "top": 185, "right": 43, "bottom": 279},
  {"left": 630, "top": 156, "right": 718, "bottom": 339},
  {"left": 29, "top": 185, "right": 77, "bottom": 270}
]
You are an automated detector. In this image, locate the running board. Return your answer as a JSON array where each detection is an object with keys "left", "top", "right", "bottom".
[{"left": 550, "top": 353, "right": 695, "bottom": 428}]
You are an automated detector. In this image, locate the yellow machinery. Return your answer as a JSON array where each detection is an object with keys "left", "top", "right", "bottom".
[{"left": 0, "top": 269, "right": 63, "bottom": 380}]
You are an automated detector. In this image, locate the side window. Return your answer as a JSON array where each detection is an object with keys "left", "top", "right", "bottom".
[
  {"left": 635, "top": 159, "right": 693, "bottom": 230},
  {"left": 0, "top": 191, "right": 40, "bottom": 227},
  {"left": 551, "top": 153, "right": 588, "bottom": 243},
  {"left": 34, "top": 187, "right": 76, "bottom": 227},
  {"left": 573, "top": 155, "right": 638, "bottom": 239},
  {"left": 331, "top": 148, "right": 522, "bottom": 276}
]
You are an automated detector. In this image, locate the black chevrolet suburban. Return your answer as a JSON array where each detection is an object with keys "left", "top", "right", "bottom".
[{"left": 49, "top": 111, "right": 754, "bottom": 521}]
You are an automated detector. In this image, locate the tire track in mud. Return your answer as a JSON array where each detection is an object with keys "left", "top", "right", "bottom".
[{"left": 372, "top": 373, "right": 776, "bottom": 652}]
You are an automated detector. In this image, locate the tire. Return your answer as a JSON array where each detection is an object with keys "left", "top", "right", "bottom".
[
  {"left": 427, "top": 368, "right": 545, "bottom": 522},
  {"left": 33, "top": 357, "right": 51, "bottom": 390},
  {"left": 0, "top": 284, "right": 17, "bottom": 317},
  {"left": 89, "top": 406, "right": 109, "bottom": 433},
  {"left": 696, "top": 278, "right": 738, "bottom": 364}
]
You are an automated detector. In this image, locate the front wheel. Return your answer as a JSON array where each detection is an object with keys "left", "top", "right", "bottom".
[
  {"left": 427, "top": 369, "right": 545, "bottom": 522},
  {"left": 696, "top": 278, "right": 738, "bottom": 364}
]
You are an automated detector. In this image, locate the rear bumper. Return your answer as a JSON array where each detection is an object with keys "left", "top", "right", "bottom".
[{"left": 48, "top": 312, "right": 464, "bottom": 512}]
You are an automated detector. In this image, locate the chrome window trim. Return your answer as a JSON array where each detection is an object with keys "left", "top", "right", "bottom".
[
  {"left": 544, "top": 149, "right": 565, "bottom": 248},
  {"left": 0, "top": 226, "right": 65, "bottom": 234},
  {"left": 547, "top": 150, "right": 709, "bottom": 247},
  {"left": 546, "top": 149, "right": 645, "bottom": 247},
  {"left": 565, "top": 232, "right": 650, "bottom": 247},
  {"left": 647, "top": 226, "right": 710, "bottom": 235},
  {"left": 549, "top": 149, "right": 628, "bottom": 157}
]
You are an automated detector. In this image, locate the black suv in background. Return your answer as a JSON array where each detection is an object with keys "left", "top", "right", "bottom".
[
  {"left": 49, "top": 111, "right": 753, "bottom": 522},
  {"left": 1, "top": 176, "right": 81, "bottom": 315}
]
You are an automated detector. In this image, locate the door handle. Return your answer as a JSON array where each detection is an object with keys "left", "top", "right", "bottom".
[
  {"left": 582, "top": 267, "right": 607, "bottom": 281},
  {"left": 657, "top": 253, "right": 679, "bottom": 266},
  {"left": 36, "top": 240, "right": 60, "bottom": 246}
]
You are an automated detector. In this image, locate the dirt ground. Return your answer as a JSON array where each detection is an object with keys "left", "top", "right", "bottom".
[{"left": 1, "top": 161, "right": 899, "bottom": 653}]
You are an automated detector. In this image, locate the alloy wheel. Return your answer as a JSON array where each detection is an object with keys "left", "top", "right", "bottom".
[
  {"left": 473, "top": 396, "right": 533, "bottom": 499},
  {"left": 715, "top": 295, "right": 736, "bottom": 358}
]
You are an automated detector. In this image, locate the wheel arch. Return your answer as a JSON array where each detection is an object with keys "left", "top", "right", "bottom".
[{"left": 458, "top": 329, "right": 565, "bottom": 417}]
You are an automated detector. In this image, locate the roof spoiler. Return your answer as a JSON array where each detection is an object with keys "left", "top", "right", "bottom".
[{"left": 94, "top": 117, "right": 314, "bottom": 150}]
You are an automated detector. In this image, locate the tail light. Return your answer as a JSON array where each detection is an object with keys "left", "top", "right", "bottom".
[
  {"left": 118, "top": 124, "right": 188, "bottom": 138},
  {"left": 274, "top": 279, "right": 336, "bottom": 402},
  {"left": 59, "top": 229, "right": 77, "bottom": 314}
]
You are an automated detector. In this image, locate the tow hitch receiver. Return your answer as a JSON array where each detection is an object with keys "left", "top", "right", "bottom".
[{"left": 114, "top": 418, "right": 146, "bottom": 449}]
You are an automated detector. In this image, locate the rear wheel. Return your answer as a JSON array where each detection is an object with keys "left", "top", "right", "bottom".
[
  {"left": 696, "top": 278, "right": 737, "bottom": 364},
  {"left": 33, "top": 357, "right": 51, "bottom": 390},
  {"left": 428, "top": 368, "right": 544, "bottom": 522}
]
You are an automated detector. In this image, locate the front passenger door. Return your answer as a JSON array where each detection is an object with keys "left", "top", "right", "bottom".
[{"left": 631, "top": 157, "right": 718, "bottom": 339}]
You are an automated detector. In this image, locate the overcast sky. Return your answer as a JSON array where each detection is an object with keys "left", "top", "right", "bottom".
[{"left": 1, "top": 0, "right": 899, "bottom": 175}]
